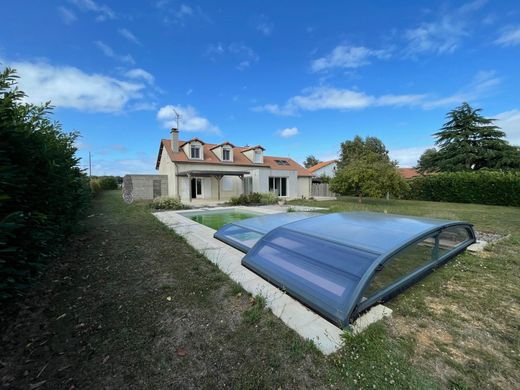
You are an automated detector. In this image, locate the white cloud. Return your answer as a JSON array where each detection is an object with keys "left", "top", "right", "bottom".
[
  {"left": 495, "top": 109, "right": 520, "bottom": 146},
  {"left": 8, "top": 59, "right": 145, "bottom": 112},
  {"left": 256, "top": 15, "right": 273, "bottom": 36},
  {"left": 206, "top": 42, "right": 259, "bottom": 71},
  {"left": 157, "top": 105, "right": 220, "bottom": 134},
  {"left": 278, "top": 127, "right": 299, "bottom": 138},
  {"left": 255, "top": 71, "right": 500, "bottom": 115},
  {"left": 311, "top": 45, "right": 390, "bottom": 72},
  {"left": 124, "top": 68, "right": 155, "bottom": 84},
  {"left": 58, "top": 6, "right": 77, "bottom": 24},
  {"left": 94, "top": 41, "right": 135, "bottom": 64},
  {"left": 254, "top": 87, "right": 425, "bottom": 115},
  {"left": 69, "top": 0, "right": 115, "bottom": 21},
  {"left": 403, "top": 0, "right": 486, "bottom": 56},
  {"left": 389, "top": 146, "right": 430, "bottom": 168},
  {"left": 422, "top": 70, "right": 500, "bottom": 109},
  {"left": 118, "top": 28, "right": 141, "bottom": 45},
  {"left": 494, "top": 26, "right": 520, "bottom": 47}
]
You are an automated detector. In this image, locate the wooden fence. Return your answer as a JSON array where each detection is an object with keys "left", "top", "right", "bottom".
[{"left": 311, "top": 183, "right": 336, "bottom": 197}]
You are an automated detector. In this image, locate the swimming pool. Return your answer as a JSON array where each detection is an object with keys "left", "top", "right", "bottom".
[{"left": 182, "top": 208, "right": 261, "bottom": 230}]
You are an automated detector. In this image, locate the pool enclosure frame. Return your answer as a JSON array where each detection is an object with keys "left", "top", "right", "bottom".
[
  {"left": 215, "top": 212, "right": 476, "bottom": 327},
  {"left": 348, "top": 221, "right": 475, "bottom": 320}
]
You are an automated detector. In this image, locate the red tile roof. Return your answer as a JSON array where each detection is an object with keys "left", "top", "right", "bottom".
[
  {"left": 398, "top": 167, "right": 420, "bottom": 179},
  {"left": 156, "top": 139, "right": 313, "bottom": 176},
  {"left": 308, "top": 160, "right": 338, "bottom": 173}
]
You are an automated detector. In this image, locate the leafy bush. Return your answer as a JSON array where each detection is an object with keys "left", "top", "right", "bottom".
[
  {"left": 150, "top": 197, "right": 186, "bottom": 210},
  {"left": 259, "top": 192, "right": 278, "bottom": 205},
  {"left": 98, "top": 176, "right": 118, "bottom": 190},
  {"left": 90, "top": 179, "right": 102, "bottom": 197},
  {"left": 0, "top": 67, "right": 90, "bottom": 301},
  {"left": 229, "top": 192, "right": 279, "bottom": 205},
  {"left": 406, "top": 170, "right": 520, "bottom": 207}
]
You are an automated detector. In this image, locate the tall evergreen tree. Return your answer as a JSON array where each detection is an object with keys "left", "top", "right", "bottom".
[{"left": 417, "top": 102, "right": 520, "bottom": 172}]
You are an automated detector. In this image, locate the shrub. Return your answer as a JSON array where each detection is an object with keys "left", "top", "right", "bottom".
[
  {"left": 98, "top": 176, "right": 118, "bottom": 190},
  {"left": 229, "top": 192, "right": 279, "bottom": 206},
  {"left": 406, "top": 170, "right": 520, "bottom": 207},
  {"left": 0, "top": 67, "right": 90, "bottom": 301},
  {"left": 90, "top": 179, "right": 102, "bottom": 197},
  {"left": 151, "top": 196, "right": 186, "bottom": 210},
  {"left": 259, "top": 192, "right": 278, "bottom": 205}
]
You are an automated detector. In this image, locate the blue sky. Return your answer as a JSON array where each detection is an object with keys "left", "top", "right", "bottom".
[{"left": 2, "top": 0, "right": 520, "bottom": 174}]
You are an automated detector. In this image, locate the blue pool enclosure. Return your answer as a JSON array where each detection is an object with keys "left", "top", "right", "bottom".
[{"left": 215, "top": 212, "right": 476, "bottom": 327}]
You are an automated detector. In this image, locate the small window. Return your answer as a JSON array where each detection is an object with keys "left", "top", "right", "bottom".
[
  {"left": 223, "top": 148, "right": 231, "bottom": 161},
  {"left": 254, "top": 149, "right": 262, "bottom": 163},
  {"left": 191, "top": 145, "right": 201, "bottom": 159},
  {"left": 275, "top": 159, "right": 290, "bottom": 166}
]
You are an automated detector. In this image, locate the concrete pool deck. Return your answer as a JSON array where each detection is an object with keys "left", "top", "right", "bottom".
[{"left": 154, "top": 206, "right": 392, "bottom": 355}]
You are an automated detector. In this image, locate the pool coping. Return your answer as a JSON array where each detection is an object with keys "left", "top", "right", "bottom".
[{"left": 153, "top": 206, "right": 392, "bottom": 355}]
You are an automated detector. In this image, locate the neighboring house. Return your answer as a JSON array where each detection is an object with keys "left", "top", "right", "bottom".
[
  {"left": 398, "top": 167, "right": 420, "bottom": 179},
  {"left": 308, "top": 160, "right": 338, "bottom": 180},
  {"left": 156, "top": 129, "right": 313, "bottom": 202}
]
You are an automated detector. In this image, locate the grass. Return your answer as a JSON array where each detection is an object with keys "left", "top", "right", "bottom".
[
  {"left": 0, "top": 191, "right": 518, "bottom": 389},
  {"left": 289, "top": 196, "right": 520, "bottom": 389}
]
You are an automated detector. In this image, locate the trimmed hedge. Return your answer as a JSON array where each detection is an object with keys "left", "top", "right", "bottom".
[
  {"left": 407, "top": 170, "right": 520, "bottom": 207},
  {"left": 0, "top": 68, "right": 90, "bottom": 301}
]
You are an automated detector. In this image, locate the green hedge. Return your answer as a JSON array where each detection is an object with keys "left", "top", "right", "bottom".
[
  {"left": 407, "top": 170, "right": 520, "bottom": 207},
  {"left": 229, "top": 192, "right": 279, "bottom": 206},
  {"left": 0, "top": 68, "right": 90, "bottom": 301}
]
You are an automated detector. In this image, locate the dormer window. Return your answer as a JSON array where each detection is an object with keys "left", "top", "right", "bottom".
[
  {"left": 222, "top": 148, "right": 231, "bottom": 161},
  {"left": 254, "top": 149, "right": 262, "bottom": 163},
  {"left": 190, "top": 144, "right": 201, "bottom": 159}
]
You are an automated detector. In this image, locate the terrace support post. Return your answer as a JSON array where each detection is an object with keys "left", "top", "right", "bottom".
[
  {"left": 187, "top": 173, "right": 192, "bottom": 202},
  {"left": 216, "top": 175, "right": 222, "bottom": 201},
  {"left": 239, "top": 175, "right": 244, "bottom": 195}
]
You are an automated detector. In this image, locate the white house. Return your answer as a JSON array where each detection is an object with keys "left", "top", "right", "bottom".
[
  {"left": 156, "top": 129, "right": 313, "bottom": 203},
  {"left": 308, "top": 160, "right": 338, "bottom": 179}
]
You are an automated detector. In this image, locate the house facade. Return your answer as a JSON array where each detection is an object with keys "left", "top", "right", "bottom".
[
  {"left": 308, "top": 160, "right": 338, "bottom": 179},
  {"left": 156, "top": 129, "right": 313, "bottom": 202}
]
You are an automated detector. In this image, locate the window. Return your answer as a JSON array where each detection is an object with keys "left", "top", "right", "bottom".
[
  {"left": 269, "top": 177, "right": 287, "bottom": 196},
  {"left": 363, "top": 226, "right": 472, "bottom": 300},
  {"left": 275, "top": 159, "right": 290, "bottom": 166},
  {"left": 222, "top": 148, "right": 231, "bottom": 161},
  {"left": 244, "top": 176, "right": 253, "bottom": 195},
  {"left": 222, "top": 176, "right": 233, "bottom": 191},
  {"left": 190, "top": 145, "right": 201, "bottom": 159},
  {"left": 254, "top": 149, "right": 262, "bottom": 163}
]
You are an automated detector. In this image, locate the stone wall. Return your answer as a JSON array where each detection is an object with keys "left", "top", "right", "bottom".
[{"left": 123, "top": 175, "right": 168, "bottom": 201}]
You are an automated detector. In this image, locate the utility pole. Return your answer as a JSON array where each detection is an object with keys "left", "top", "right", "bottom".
[{"left": 89, "top": 152, "right": 92, "bottom": 179}]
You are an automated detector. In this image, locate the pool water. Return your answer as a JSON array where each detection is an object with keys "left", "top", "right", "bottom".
[{"left": 188, "top": 210, "right": 259, "bottom": 230}]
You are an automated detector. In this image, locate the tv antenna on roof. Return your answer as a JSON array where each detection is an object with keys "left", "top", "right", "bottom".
[{"left": 173, "top": 109, "right": 181, "bottom": 130}]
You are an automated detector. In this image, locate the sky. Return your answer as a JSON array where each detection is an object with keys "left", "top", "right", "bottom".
[{"left": 1, "top": 0, "right": 520, "bottom": 175}]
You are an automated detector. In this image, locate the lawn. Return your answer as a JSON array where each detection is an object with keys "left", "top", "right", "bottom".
[{"left": 0, "top": 192, "right": 518, "bottom": 389}]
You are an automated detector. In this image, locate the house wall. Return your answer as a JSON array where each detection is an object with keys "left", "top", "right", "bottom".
[
  {"left": 157, "top": 149, "right": 176, "bottom": 197},
  {"left": 258, "top": 169, "right": 299, "bottom": 198},
  {"left": 314, "top": 163, "right": 337, "bottom": 177},
  {"left": 298, "top": 177, "right": 312, "bottom": 198}
]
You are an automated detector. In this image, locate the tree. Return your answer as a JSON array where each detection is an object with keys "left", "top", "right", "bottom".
[
  {"left": 330, "top": 154, "right": 408, "bottom": 201},
  {"left": 338, "top": 135, "right": 390, "bottom": 169},
  {"left": 417, "top": 102, "right": 520, "bottom": 172},
  {"left": 303, "top": 155, "right": 321, "bottom": 169}
]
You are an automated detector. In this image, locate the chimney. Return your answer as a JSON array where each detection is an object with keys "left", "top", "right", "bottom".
[{"left": 171, "top": 128, "right": 179, "bottom": 153}]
